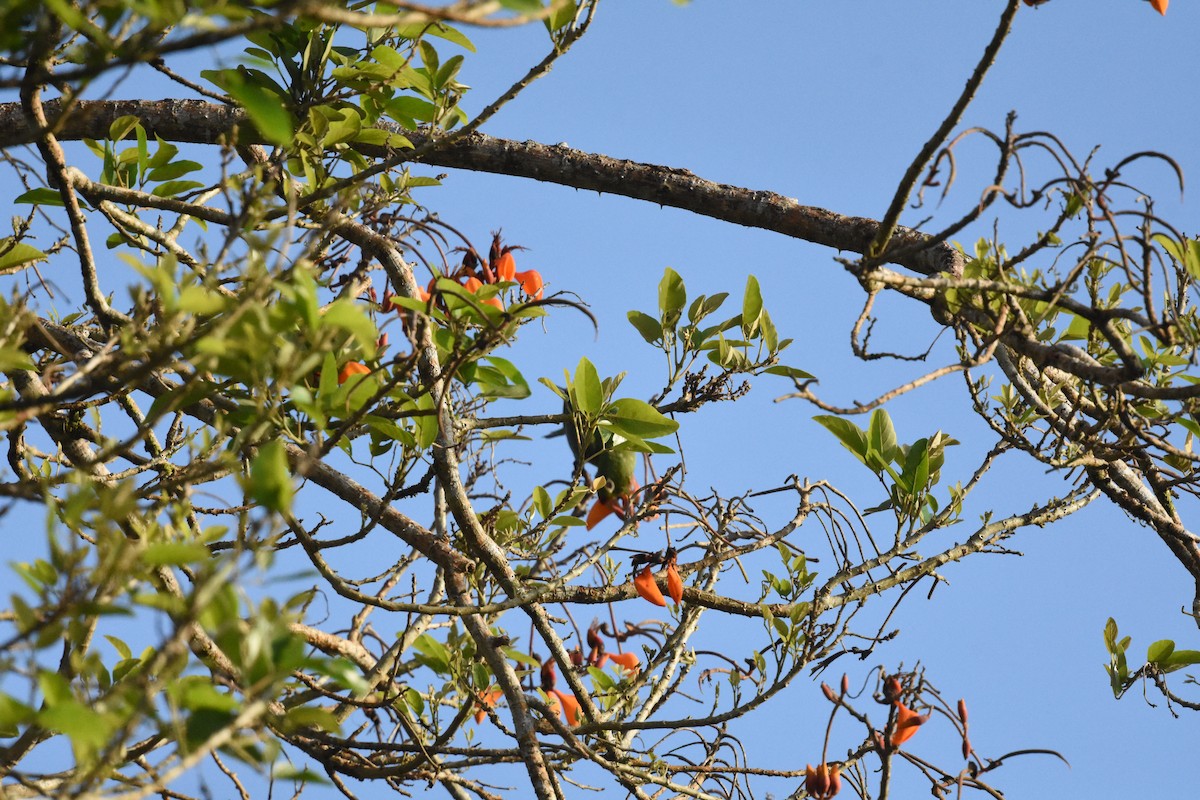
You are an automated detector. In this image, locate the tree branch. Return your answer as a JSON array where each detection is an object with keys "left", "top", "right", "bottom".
[{"left": 0, "top": 99, "right": 964, "bottom": 277}]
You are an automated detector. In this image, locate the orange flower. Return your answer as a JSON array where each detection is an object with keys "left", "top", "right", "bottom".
[
  {"left": 1151, "top": 0, "right": 1168, "bottom": 14},
  {"left": 548, "top": 688, "right": 581, "bottom": 726},
  {"left": 463, "top": 276, "right": 503, "bottom": 310},
  {"left": 415, "top": 285, "right": 431, "bottom": 304},
  {"left": 514, "top": 269, "right": 544, "bottom": 299},
  {"left": 495, "top": 250, "right": 516, "bottom": 282},
  {"left": 634, "top": 565, "right": 667, "bottom": 607},
  {"left": 586, "top": 497, "right": 622, "bottom": 530},
  {"left": 891, "top": 702, "right": 929, "bottom": 746},
  {"left": 665, "top": 561, "right": 683, "bottom": 605},
  {"left": 805, "top": 763, "right": 841, "bottom": 800},
  {"left": 607, "top": 651, "right": 639, "bottom": 675},
  {"left": 337, "top": 361, "right": 371, "bottom": 384},
  {"left": 474, "top": 688, "right": 503, "bottom": 723}
]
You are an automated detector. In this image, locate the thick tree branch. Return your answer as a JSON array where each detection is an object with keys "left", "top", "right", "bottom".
[{"left": 0, "top": 99, "right": 964, "bottom": 277}]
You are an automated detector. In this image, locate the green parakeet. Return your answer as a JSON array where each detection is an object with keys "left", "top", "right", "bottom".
[{"left": 563, "top": 397, "right": 638, "bottom": 529}]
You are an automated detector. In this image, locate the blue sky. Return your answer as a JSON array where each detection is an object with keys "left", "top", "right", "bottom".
[
  {"left": 3, "top": 2, "right": 1199, "bottom": 798},
  {"left": 418, "top": 2, "right": 1200, "bottom": 797}
]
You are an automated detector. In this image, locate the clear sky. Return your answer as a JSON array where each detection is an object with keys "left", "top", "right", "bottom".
[
  {"left": 4, "top": 2, "right": 1198, "bottom": 798},
  {"left": 419, "top": 2, "right": 1200, "bottom": 797}
]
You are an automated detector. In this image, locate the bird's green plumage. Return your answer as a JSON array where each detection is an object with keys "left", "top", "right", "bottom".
[{"left": 564, "top": 397, "right": 636, "bottom": 502}]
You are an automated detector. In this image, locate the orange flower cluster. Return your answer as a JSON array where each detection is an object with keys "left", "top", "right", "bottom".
[
  {"left": 377, "top": 231, "right": 543, "bottom": 317},
  {"left": 448, "top": 232, "right": 545, "bottom": 312},
  {"left": 804, "top": 762, "right": 841, "bottom": 800},
  {"left": 475, "top": 625, "right": 642, "bottom": 728},
  {"left": 631, "top": 549, "right": 684, "bottom": 607}
]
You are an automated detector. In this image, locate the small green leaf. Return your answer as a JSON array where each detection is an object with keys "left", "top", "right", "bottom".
[
  {"left": 814, "top": 415, "right": 870, "bottom": 465},
  {"left": 572, "top": 357, "right": 603, "bottom": 414},
  {"left": 147, "top": 160, "right": 203, "bottom": 182},
  {"left": 1103, "top": 617, "right": 1120, "bottom": 652},
  {"left": 1163, "top": 649, "right": 1200, "bottom": 672},
  {"left": 867, "top": 409, "right": 898, "bottom": 465},
  {"left": 13, "top": 188, "right": 64, "bottom": 206},
  {"left": 142, "top": 542, "right": 212, "bottom": 566},
  {"left": 1146, "top": 639, "right": 1175, "bottom": 665},
  {"left": 605, "top": 398, "right": 678, "bottom": 439},
  {"left": 765, "top": 365, "right": 816, "bottom": 381},
  {"left": 412, "top": 634, "right": 451, "bottom": 674},
  {"left": 248, "top": 439, "right": 293, "bottom": 514},
  {"left": 532, "top": 486, "right": 552, "bottom": 519},
  {"left": 0, "top": 240, "right": 48, "bottom": 274},
  {"left": 0, "top": 693, "right": 34, "bottom": 737},
  {"left": 658, "top": 267, "right": 686, "bottom": 330},
  {"left": 742, "top": 274, "right": 762, "bottom": 338},
  {"left": 627, "top": 310, "right": 663, "bottom": 345}
]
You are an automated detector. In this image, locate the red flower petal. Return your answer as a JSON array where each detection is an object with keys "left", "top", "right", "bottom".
[
  {"left": 549, "top": 688, "right": 581, "bottom": 726},
  {"left": 337, "top": 361, "right": 371, "bottom": 384},
  {"left": 891, "top": 702, "right": 930, "bottom": 746},
  {"left": 514, "top": 269, "right": 544, "bottom": 299},
  {"left": 474, "top": 688, "right": 503, "bottom": 723},
  {"left": 495, "top": 251, "right": 516, "bottom": 282},
  {"left": 665, "top": 562, "right": 683, "bottom": 605},
  {"left": 586, "top": 498, "right": 618, "bottom": 530},
  {"left": 607, "top": 651, "right": 639, "bottom": 675},
  {"left": 634, "top": 565, "right": 667, "bottom": 607}
]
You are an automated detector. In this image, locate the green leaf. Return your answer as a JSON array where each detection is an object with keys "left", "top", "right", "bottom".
[
  {"left": 150, "top": 180, "right": 205, "bottom": 198},
  {"left": 412, "top": 634, "right": 451, "bottom": 674},
  {"left": 572, "top": 357, "right": 603, "bottom": 414},
  {"left": 13, "top": 188, "right": 64, "bottom": 206},
  {"left": 104, "top": 635, "right": 132, "bottom": 661},
  {"left": 0, "top": 693, "right": 34, "bottom": 737},
  {"left": 209, "top": 68, "right": 295, "bottom": 146},
  {"left": 764, "top": 365, "right": 816, "bottom": 381},
  {"left": 248, "top": 439, "right": 294, "bottom": 514},
  {"left": 1103, "top": 617, "right": 1120, "bottom": 652},
  {"left": 742, "top": 274, "right": 762, "bottom": 338},
  {"left": 320, "top": 299, "right": 377, "bottom": 351},
  {"left": 147, "top": 160, "right": 203, "bottom": 182},
  {"left": 1146, "top": 639, "right": 1175, "bottom": 665},
  {"left": 605, "top": 398, "right": 679, "bottom": 440},
  {"left": 282, "top": 706, "right": 340, "bottom": 733},
  {"left": 545, "top": 0, "right": 578, "bottom": 30},
  {"left": 532, "top": 486, "right": 552, "bottom": 519},
  {"left": 476, "top": 356, "right": 531, "bottom": 400},
  {"left": 627, "top": 310, "right": 663, "bottom": 345},
  {"left": 1163, "top": 649, "right": 1200, "bottom": 672},
  {"left": 142, "top": 542, "right": 212, "bottom": 566},
  {"left": 814, "top": 415, "right": 869, "bottom": 466},
  {"left": 38, "top": 702, "right": 111, "bottom": 764},
  {"left": 902, "top": 437, "right": 930, "bottom": 492},
  {"left": 108, "top": 115, "right": 141, "bottom": 142},
  {"left": 0, "top": 240, "right": 48, "bottom": 274},
  {"left": 658, "top": 267, "right": 686, "bottom": 330},
  {"left": 867, "top": 409, "right": 898, "bottom": 466}
]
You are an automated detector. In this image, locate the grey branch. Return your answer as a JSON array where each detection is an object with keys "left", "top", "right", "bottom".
[{"left": 0, "top": 98, "right": 963, "bottom": 277}]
